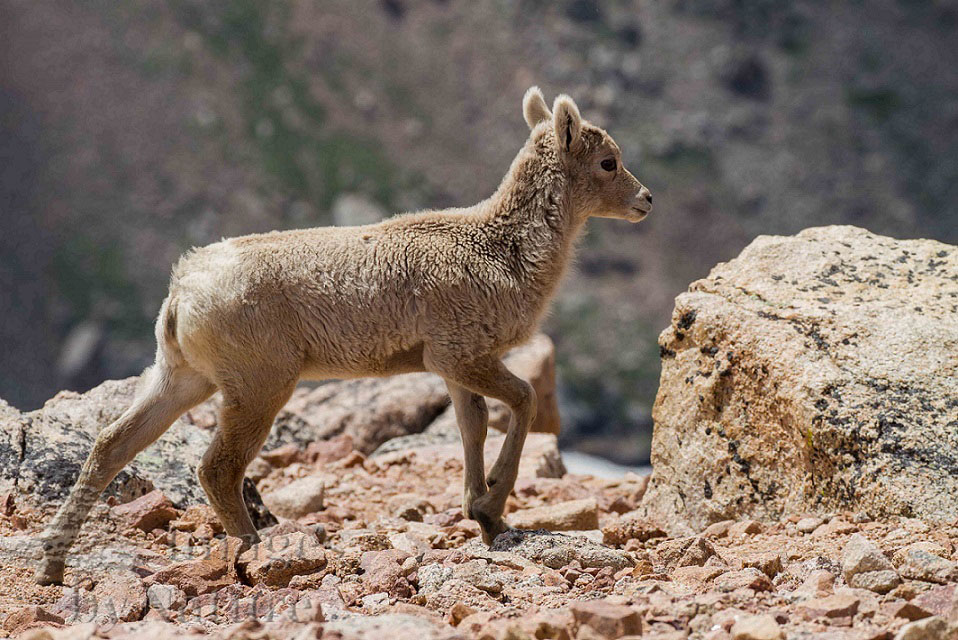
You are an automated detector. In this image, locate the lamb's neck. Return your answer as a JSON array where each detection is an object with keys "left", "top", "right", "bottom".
[{"left": 483, "top": 144, "right": 584, "bottom": 298}]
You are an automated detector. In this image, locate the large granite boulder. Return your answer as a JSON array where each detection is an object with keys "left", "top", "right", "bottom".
[{"left": 642, "top": 226, "right": 958, "bottom": 533}]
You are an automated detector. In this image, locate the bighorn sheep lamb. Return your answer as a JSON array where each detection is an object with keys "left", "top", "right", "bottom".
[{"left": 36, "top": 87, "right": 652, "bottom": 585}]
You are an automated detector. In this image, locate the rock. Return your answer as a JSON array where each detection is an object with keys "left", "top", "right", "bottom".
[
  {"left": 642, "top": 227, "right": 958, "bottom": 532},
  {"left": 145, "top": 584, "right": 187, "bottom": 616},
  {"left": 144, "top": 536, "right": 243, "bottom": 597},
  {"left": 655, "top": 536, "right": 718, "bottom": 569},
  {"left": 507, "top": 498, "right": 599, "bottom": 532},
  {"left": 730, "top": 614, "right": 784, "bottom": 640},
  {"left": 91, "top": 572, "right": 148, "bottom": 623},
  {"left": 895, "top": 616, "right": 955, "bottom": 640},
  {"left": 359, "top": 549, "right": 414, "bottom": 598},
  {"left": 912, "top": 585, "right": 958, "bottom": 620},
  {"left": 2, "top": 606, "right": 64, "bottom": 634},
  {"left": 795, "top": 593, "right": 861, "bottom": 620},
  {"left": 275, "top": 373, "right": 449, "bottom": 455},
  {"left": 895, "top": 546, "right": 958, "bottom": 584},
  {"left": 741, "top": 551, "right": 782, "bottom": 578},
  {"left": 714, "top": 568, "right": 773, "bottom": 592},
  {"left": 388, "top": 494, "right": 434, "bottom": 522},
  {"left": 262, "top": 476, "right": 326, "bottom": 519},
  {"left": 796, "top": 570, "right": 835, "bottom": 597},
  {"left": 796, "top": 517, "right": 825, "bottom": 534},
  {"left": 703, "top": 520, "right": 735, "bottom": 538},
  {"left": 811, "top": 519, "right": 860, "bottom": 538},
  {"left": 169, "top": 504, "right": 223, "bottom": 533},
  {"left": 570, "top": 599, "right": 642, "bottom": 638},
  {"left": 111, "top": 490, "right": 178, "bottom": 531},
  {"left": 490, "top": 529, "right": 634, "bottom": 571},
  {"left": 602, "top": 511, "right": 667, "bottom": 546},
  {"left": 239, "top": 531, "right": 327, "bottom": 587},
  {"left": 843, "top": 533, "right": 900, "bottom": 593},
  {"left": 728, "top": 520, "right": 764, "bottom": 538},
  {"left": 852, "top": 570, "right": 901, "bottom": 594}
]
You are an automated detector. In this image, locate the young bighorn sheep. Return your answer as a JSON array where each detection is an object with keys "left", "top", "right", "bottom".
[{"left": 36, "top": 87, "right": 652, "bottom": 585}]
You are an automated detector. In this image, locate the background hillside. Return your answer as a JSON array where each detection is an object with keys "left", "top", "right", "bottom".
[{"left": 2, "top": 0, "right": 956, "bottom": 464}]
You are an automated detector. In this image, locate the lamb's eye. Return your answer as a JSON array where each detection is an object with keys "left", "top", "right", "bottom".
[{"left": 600, "top": 158, "right": 616, "bottom": 172}]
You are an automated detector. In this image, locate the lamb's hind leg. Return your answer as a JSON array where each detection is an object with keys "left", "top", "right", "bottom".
[
  {"left": 35, "top": 363, "right": 214, "bottom": 585},
  {"left": 432, "top": 355, "right": 536, "bottom": 544},
  {"left": 198, "top": 377, "right": 295, "bottom": 543},
  {"left": 446, "top": 382, "right": 489, "bottom": 521}
]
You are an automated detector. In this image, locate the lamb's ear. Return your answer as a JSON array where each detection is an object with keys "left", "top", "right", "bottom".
[
  {"left": 523, "top": 86, "right": 551, "bottom": 130},
  {"left": 552, "top": 94, "right": 582, "bottom": 152}
]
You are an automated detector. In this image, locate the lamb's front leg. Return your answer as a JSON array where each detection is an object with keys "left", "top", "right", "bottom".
[
  {"left": 446, "top": 382, "right": 489, "bottom": 521},
  {"left": 431, "top": 353, "right": 535, "bottom": 544}
]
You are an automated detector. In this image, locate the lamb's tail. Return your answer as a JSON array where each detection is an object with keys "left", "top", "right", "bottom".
[{"left": 155, "top": 294, "right": 187, "bottom": 368}]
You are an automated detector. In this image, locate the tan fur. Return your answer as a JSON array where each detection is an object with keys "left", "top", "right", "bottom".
[{"left": 35, "top": 87, "right": 652, "bottom": 584}]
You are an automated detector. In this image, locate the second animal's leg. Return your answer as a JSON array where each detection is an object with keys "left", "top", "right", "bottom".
[
  {"left": 198, "top": 379, "right": 295, "bottom": 543},
  {"left": 35, "top": 362, "right": 214, "bottom": 585},
  {"left": 447, "top": 382, "right": 489, "bottom": 520},
  {"left": 431, "top": 354, "right": 536, "bottom": 544}
]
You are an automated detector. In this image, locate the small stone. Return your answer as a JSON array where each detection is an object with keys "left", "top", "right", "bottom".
[
  {"left": 656, "top": 536, "right": 718, "bottom": 568},
  {"left": 91, "top": 572, "right": 147, "bottom": 623},
  {"left": 843, "top": 533, "right": 900, "bottom": 593},
  {"left": 714, "top": 568, "right": 773, "bottom": 592},
  {"left": 169, "top": 504, "right": 224, "bottom": 533},
  {"left": 491, "top": 529, "right": 634, "bottom": 571},
  {"left": 507, "top": 498, "right": 600, "bottom": 531},
  {"left": 2, "top": 606, "right": 64, "bottom": 635},
  {"left": 885, "top": 600, "right": 935, "bottom": 622},
  {"left": 387, "top": 494, "right": 434, "bottom": 522},
  {"left": 741, "top": 551, "right": 783, "bottom": 578},
  {"left": 239, "top": 531, "right": 327, "bottom": 587},
  {"left": 360, "top": 549, "right": 414, "bottom": 598},
  {"left": 601, "top": 511, "right": 667, "bottom": 546},
  {"left": 912, "top": 584, "right": 958, "bottom": 620},
  {"left": 111, "top": 490, "right": 178, "bottom": 532},
  {"left": 570, "top": 599, "right": 642, "bottom": 638},
  {"left": 811, "top": 519, "right": 859, "bottom": 538},
  {"left": 844, "top": 533, "right": 895, "bottom": 575},
  {"left": 730, "top": 614, "right": 784, "bottom": 640},
  {"left": 895, "top": 546, "right": 958, "bottom": 584},
  {"left": 851, "top": 570, "right": 902, "bottom": 594},
  {"left": 728, "top": 520, "right": 764, "bottom": 538},
  {"left": 259, "top": 443, "right": 301, "bottom": 467},
  {"left": 796, "top": 569, "right": 835, "bottom": 597},
  {"left": 895, "top": 616, "right": 952, "bottom": 640},
  {"left": 262, "top": 475, "right": 326, "bottom": 519},
  {"left": 144, "top": 536, "right": 243, "bottom": 597},
  {"left": 795, "top": 593, "right": 860, "bottom": 620},
  {"left": 703, "top": 520, "right": 736, "bottom": 538},
  {"left": 146, "top": 584, "right": 187, "bottom": 617},
  {"left": 796, "top": 517, "right": 825, "bottom": 534},
  {"left": 447, "top": 602, "right": 477, "bottom": 626}
]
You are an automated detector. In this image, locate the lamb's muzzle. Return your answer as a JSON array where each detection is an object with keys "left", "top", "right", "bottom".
[{"left": 35, "top": 86, "right": 655, "bottom": 584}]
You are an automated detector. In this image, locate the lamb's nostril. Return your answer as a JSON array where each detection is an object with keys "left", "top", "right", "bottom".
[{"left": 646, "top": 193, "right": 652, "bottom": 204}]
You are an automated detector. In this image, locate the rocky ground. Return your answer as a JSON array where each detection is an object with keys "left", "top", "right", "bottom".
[{"left": 1, "top": 432, "right": 957, "bottom": 640}]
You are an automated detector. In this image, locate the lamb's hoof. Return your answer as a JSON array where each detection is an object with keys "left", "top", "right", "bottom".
[
  {"left": 477, "top": 516, "right": 509, "bottom": 546},
  {"left": 34, "top": 557, "right": 65, "bottom": 586}
]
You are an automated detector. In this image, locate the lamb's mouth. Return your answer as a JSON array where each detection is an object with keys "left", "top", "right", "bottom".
[{"left": 630, "top": 205, "right": 651, "bottom": 219}]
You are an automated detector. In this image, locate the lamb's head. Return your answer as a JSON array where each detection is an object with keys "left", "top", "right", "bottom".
[{"left": 523, "top": 87, "right": 652, "bottom": 223}]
